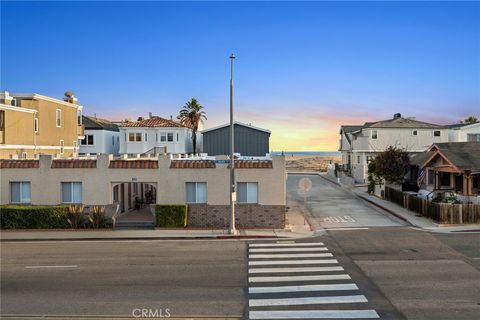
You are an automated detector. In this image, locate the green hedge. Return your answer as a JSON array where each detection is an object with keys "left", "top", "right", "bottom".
[
  {"left": 155, "top": 204, "right": 188, "bottom": 228},
  {"left": 0, "top": 205, "right": 70, "bottom": 229}
]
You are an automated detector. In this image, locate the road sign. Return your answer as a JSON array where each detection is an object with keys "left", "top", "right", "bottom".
[{"left": 298, "top": 177, "right": 312, "bottom": 192}]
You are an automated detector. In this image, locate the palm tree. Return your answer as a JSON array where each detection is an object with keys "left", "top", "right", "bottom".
[
  {"left": 178, "top": 98, "right": 207, "bottom": 155},
  {"left": 464, "top": 116, "right": 478, "bottom": 124}
]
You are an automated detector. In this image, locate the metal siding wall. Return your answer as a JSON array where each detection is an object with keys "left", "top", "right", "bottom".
[{"left": 202, "top": 125, "right": 269, "bottom": 156}]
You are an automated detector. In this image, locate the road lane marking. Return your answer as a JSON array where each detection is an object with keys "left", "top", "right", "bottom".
[
  {"left": 249, "top": 274, "right": 351, "bottom": 283},
  {"left": 249, "top": 283, "right": 358, "bottom": 294},
  {"left": 249, "top": 266, "right": 344, "bottom": 273},
  {"left": 24, "top": 265, "right": 78, "bottom": 269},
  {"left": 249, "top": 310, "right": 379, "bottom": 319},
  {"left": 249, "top": 247, "right": 329, "bottom": 253},
  {"left": 249, "top": 259, "right": 338, "bottom": 266},
  {"left": 249, "top": 253, "right": 333, "bottom": 259},
  {"left": 250, "top": 242, "right": 324, "bottom": 247},
  {"left": 249, "top": 295, "right": 368, "bottom": 307}
]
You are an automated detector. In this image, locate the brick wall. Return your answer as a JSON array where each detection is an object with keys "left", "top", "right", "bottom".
[{"left": 187, "top": 204, "right": 285, "bottom": 229}]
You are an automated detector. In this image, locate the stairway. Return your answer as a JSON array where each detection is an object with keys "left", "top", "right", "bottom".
[{"left": 114, "top": 220, "right": 155, "bottom": 230}]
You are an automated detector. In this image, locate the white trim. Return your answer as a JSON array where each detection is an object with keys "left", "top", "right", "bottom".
[
  {"left": 0, "top": 144, "right": 75, "bottom": 150},
  {"left": 201, "top": 121, "right": 271, "bottom": 134},
  {"left": 11, "top": 93, "right": 83, "bottom": 109},
  {"left": 0, "top": 104, "right": 37, "bottom": 114}
]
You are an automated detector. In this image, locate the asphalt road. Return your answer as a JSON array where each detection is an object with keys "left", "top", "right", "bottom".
[
  {"left": 287, "top": 174, "right": 407, "bottom": 229},
  {"left": 1, "top": 240, "right": 247, "bottom": 319}
]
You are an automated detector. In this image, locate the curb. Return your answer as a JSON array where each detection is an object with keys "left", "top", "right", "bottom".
[
  {"left": 0, "top": 235, "right": 283, "bottom": 242},
  {"left": 356, "top": 194, "right": 412, "bottom": 225}
]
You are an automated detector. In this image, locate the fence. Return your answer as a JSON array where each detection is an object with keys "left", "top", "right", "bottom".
[{"left": 384, "top": 186, "right": 480, "bottom": 224}]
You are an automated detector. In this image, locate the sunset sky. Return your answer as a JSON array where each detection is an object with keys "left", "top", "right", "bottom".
[{"left": 1, "top": 1, "right": 479, "bottom": 151}]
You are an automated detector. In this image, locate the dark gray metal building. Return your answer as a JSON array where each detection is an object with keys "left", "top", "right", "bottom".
[{"left": 201, "top": 122, "right": 271, "bottom": 156}]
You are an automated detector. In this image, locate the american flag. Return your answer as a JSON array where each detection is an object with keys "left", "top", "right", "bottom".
[{"left": 417, "top": 169, "right": 426, "bottom": 187}]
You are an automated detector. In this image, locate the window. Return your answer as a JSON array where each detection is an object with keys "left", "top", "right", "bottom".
[
  {"left": 128, "top": 132, "right": 142, "bottom": 142},
  {"left": 21, "top": 152, "right": 27, "bottom": 159},
  {"left": 56, "top": 109, "right": 62, "bottom": 127},
  {"left": 81, "top": 135, "right": 94, "bottom": 145},
  {"left": 160, "top": 133, "right": 167, "bottom": 142},
  {"left": 77, "top": 110, "right": 82, "bottom": 125},
  {"left": 11, "top": 98, "right": 17, "bottom": 107},
  {"left": 61, "top": 182, "right": 83, "bottom": 203},
  {"left": 60, "top": 140, "right": 64, "bottom": 154},
  {"left": 427, "top": 169, "right": 434, "bottom": 185},
  {"left": 145, "top": 132, "right": 148, "bottom": 141},
  {"left": 439, "top": 172, "right": 450, "bottom": 187},
  {"left": 176, "top": 133, "right": 179, "bottom": 142},
  {"left": 167, "top": 133, "right": 174, "bottom": 142},
  {"left": 357, "top": 156, "right": 361, "bottom": 164},
  {"left": 412, "top": 130, "right": 418, "bottom": 136},
  {"left": 186, "top": 182, "right": 207, "bottom": 203},
  {"left": 237, "top": 182, "right": 258, "bottom": 203},
  {"left": 467, "top": 134, "right": 480, "bottom": 142},
  {"left": 10, "top": 182, "right": 31, "bottom": 203},
  {"left": 34, "top": 118, "right": 39, "bottom": 133},
  {"left": 371, "top": 130, "right": 378, "bottom": 139},
  {"left": 0, "top": 110, "right": 4, "bottom": 144},
  {"left": 433, "top": 130, "right": 441, "bottom": 137},
  {"left": 156, "top": 133, "right": 158, "bottom": 142},
  {"left": 112, "top": 136, "right": 115, "bottom": 146}
]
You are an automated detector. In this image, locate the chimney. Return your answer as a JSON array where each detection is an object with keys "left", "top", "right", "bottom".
[
  {"left": 393, "top": 113, "right": 402, "bottom": 119},
  {"left": 149, "top": 112, "right": 153, "bottom": 119},
  {"left": 94, "top": 113, "right": 97, "bottom": 119},
  {"left": 170, "top": 115, "right": 173, "bottom": 121},
  {"left": 0, "top": 91, "right": 13, "bottom": 106}
]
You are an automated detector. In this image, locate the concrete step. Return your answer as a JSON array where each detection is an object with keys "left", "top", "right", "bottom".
[{"left": 114, "top": 221, "right": 155, "bottom": 230}]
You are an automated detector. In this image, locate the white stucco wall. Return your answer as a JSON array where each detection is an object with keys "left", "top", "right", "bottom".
[
  {"left": 448, "top": 123, "right": 480, "bottom": 142},
  {"left": 0, "top": 155, "right": 286, "bottom": 206},
  {"left": 79, "top": 129, "right": 120, "bottom": 155},
  {"left": 119, "top": 127, "right": 194, "bottom": 154}
]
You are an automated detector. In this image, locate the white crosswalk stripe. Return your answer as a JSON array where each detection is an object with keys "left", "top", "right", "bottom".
[
  {"left": 249, "top": 266, "right": 344, "bottom": 274},
  {"left": 250, "top": 242, "right": 324, "bottom": 247},
  {"left": 247, "top": 241, "right": 380, "bottom": 319},
  {"left": 249, "top": 274, "right": 351, "bottom": 283},
  {"left": 249, "top": 253, "right": 333, "bottom": 259},
  {"left": 250, "top": 247, "right": 329, "bottom": 253}
]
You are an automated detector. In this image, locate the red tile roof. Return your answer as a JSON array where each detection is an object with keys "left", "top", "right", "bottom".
[
  {"left": 170, "top": 160, "right": 216, "bottom": 169},
  {"left": 121, "top": 116, "right": 191, "bottom": 128},
  {"left": 109, "top": 160, "right": 159, "bottom": 169},
  {"left": 52, "top": 159, "right": 97, "bottom": 168},
  {"left": 229, "top": 160, "right": 273, "bottom": 169},
  {"left": 0, "top": 160, "right": 39, "bottom": 169}
]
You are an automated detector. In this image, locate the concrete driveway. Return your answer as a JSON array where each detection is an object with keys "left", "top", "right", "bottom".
[{"left": 287, "top": 174, "right": 406, "bottom": 230}]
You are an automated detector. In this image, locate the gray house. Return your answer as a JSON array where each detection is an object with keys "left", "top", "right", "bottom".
[{"left": 201, "top": 122, "right": 271, "bottom": 156}]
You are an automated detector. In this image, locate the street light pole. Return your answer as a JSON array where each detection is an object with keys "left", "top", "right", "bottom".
[{"left": 229, "top": 53, "right": 236, "bottom": 235}]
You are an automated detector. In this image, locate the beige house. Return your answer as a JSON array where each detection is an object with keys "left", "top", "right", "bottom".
[
  {"left": 0, "top": 91, "right": 84, "bottom": 159},
  {"left": 0, "top": 155, "right": 286, "bottom": 228}
]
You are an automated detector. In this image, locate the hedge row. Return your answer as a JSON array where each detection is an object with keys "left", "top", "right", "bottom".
[
  {"left": 155, "top": 204, "right": 188, "bottom": 228},
  {"left": 0, "top": 205, "right": 70, "bottom": 229}
]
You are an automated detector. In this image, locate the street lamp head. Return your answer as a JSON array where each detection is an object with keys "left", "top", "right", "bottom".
[{"left": 230, "top": 53, "right": 236, "bottom": 60}]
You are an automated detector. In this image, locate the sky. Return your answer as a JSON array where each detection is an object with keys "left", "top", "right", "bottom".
[{"left": 1, "top": 1, "right": 479, "bottom": 151}]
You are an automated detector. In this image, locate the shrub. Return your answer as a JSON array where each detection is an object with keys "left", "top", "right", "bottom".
[
  {"left": 0, "top": 205, "right": 70, "bottom": 229},
  {"left": 155, "top": 204, "right": 188, "bottom": 228},
  {"left": 87, "top": 205, "right": 110, "bottom": 228},
  {"left": 66, "top": 204, "right": 86, "bottom": 228}
]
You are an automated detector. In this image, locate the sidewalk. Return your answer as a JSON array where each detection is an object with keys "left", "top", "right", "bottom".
[{"left": 1, "top": 208, "right": 313, "bottom": 242}]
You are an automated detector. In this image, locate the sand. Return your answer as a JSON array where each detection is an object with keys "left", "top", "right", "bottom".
[{"left": 284, "top": 155, "right": 342, "bottom": 172}]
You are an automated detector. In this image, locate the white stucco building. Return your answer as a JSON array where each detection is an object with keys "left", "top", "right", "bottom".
[
  {"left": 79, "top": 116, "right": 120, "bottom": 155},
  {"left": 448, "top": 122, "right": 480, "bottom": 142},
  {"left": 339, "top": 113, "right": 449, "bottom": 184},
  {"left": 119, "top": 116, "right": 195, "bottom": 155}
]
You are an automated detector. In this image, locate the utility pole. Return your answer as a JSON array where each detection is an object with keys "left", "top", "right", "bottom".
[{"left": 229, "top": 53, "right": 236, "bottom": 235}]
